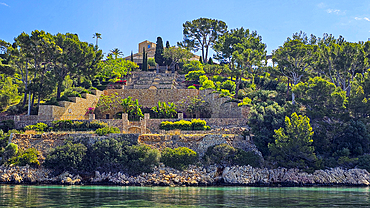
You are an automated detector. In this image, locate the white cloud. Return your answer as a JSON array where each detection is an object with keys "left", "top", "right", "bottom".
[
  {"left": 354, "top": 17, "right": 370, "bottom": 21},
  {"left": 326, "top": 9, "right": 343, "bottom": 15},
  {"left": 0, "top": 2, "right": 9, "bottom": 7}
]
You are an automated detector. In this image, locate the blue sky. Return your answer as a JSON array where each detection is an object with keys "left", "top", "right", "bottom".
[{"left": 1, "top": 0, "right": 370, "bottom": 57}]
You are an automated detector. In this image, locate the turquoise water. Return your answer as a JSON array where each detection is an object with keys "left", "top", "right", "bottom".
[{"left": 0, "top": 185, "right": 369, "bottom": 207}]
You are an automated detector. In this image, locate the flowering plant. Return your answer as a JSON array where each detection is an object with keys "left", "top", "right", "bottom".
[{"left": 85, "top": 107, "right": 95, "bottom": 115}]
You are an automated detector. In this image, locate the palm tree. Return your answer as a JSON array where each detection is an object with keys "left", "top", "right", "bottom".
[
  {"left": 109, "top": 48, "right": 123, "bottom": 59},
  {"left": 93, "top": 33, "right": 102, "bottom": 47}
]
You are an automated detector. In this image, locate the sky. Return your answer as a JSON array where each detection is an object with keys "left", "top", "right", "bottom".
[{"left": 1, "top": 0, "right": 370, "bottom": 58}]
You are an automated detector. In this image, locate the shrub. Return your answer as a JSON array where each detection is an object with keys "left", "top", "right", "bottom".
[
  {"left": 212, "top": 75, "right": 224, "bottom": 82},
  {"left": 88, "top": 120, "right": 108, "bottom": 130},
  {"left": 0, "top": 129, "right": 9, "bottom": 149},
  {"left": 161, "top": 147, "right": 198, "bottom": 170},
  {"left": 191, "top": 119, "right": 207, "bottom": 130},
  {"left": 0, "top": 120, "right": 15, "bottom": 133},
  {"left": 185, "top": 70, "right": 205, "bottom": 81},
  {"left": 52, "top": 120, "right": 73, "bottom": 131},
  {"left": 188, "top": 86, "right": 196, "bottom": 89},
  {"left": 221, "top": 80, "right": 236, "bottom": 92},
  {"left": 8, "top": 148, "right": 40, "bottom": 167},
  {"left": 95, "top": 126, "right": 120, "bottom": 136},
  {"left": 44, "top": 142, "right": 87, "bottom": 172},
  {"left": 2, "top": 143, "right": 18, "bottom": 163},
  {"left": 203, "top": 144, "right": 260, "bottom": 167},
  {"left": 24, "top": 122, "right": 48, "bottom": 132},
  {"left": 125, "top": 144, "right": 160, "bottom": 175}
]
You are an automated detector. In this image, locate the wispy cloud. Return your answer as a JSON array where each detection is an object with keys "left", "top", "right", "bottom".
[
  {"left": 326, "top": 9, "right": 345, "bottom": 15},
  {"left": 355, "top": 17, "right": 370, "bottom": 21},
  {"left": 0, "top": 2, "right": 9, "bottom": 7},
  {"left": 317, "top": 2, "right": 326, "bottom": 9}
]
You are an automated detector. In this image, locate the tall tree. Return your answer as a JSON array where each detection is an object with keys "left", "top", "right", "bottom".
[
  {"left": 93, "top": 33, "right": 102, "bottom": 47},
  {"left": 269, "top": 112, "right": 317, "bottom": 169},
  {"left": 54, "top": 33, "right": 102, "bottom": 99},
  {"left": 130, "top": 51, "right": 134, "bottom": 62},
  {"left": 109, "top": 48, "right": 123, "bottom": 59},
  {"left": 318, "top": 34, "right": 368, "bottom": 97},
  {"left": 272, "top": 32, "right": 318, "bottom": 104},
  {"left": 214, "top": 27, "right": 267, "bottom": 97},
  {"left": 163, "top": 47, "right": 192, "bottom": 71},
  {"left": 180, "top": 18, "right": 227, "bottom": 63},
  {"left": 154, "top": 37, "right": 164, "bottom": 66},
  {"left": 142, "top": 47, "right": 147, "bottom": 71}
]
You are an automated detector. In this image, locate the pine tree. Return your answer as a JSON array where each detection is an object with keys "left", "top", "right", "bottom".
[{"left": 155, "top": 37, "right": 164, "bottom": 66}]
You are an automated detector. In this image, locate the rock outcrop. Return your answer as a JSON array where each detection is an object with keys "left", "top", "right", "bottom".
[{"left": 1, "top": 164, "right": 370, "bottom": 186}]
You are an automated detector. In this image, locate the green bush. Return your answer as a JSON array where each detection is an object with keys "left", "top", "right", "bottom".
[
  {"left": 188, "top": 86, "right": 196, "bottom": 89},
  {"left": 161, "top": 147, "right": 198, "bottom": 170},
  {"left": 185, "top": 70, "right": 205, "bottom": 81},
  {"left": 8, "top": 148, "right": 40, "bottom": 167},
  {"left": 159, "top": 119, "right": 210, "bottom": 131},
  {"left": 95, "top": 126, "right": 120, "bottom": 136},
  {"left": 2, "top": 143, "right": 18, "bottom": 163},
  {"left": 52, "top": 120, "right": 73, "bottom": 131},
  {"left": 203, "top": 144, "right": 260, "bottom": 167},
  {"left": 191, "top": 119, "right": 207, "bottom": 130},
  {"left": 89, "top": 120, "right": 108, "bottom": 130},
  {"left": 0, "top": 129, "right": 9, "bottom": 150},
  {"left": 0, "top": 120, "right": 15, "bottom": 133},
  {"left": 221, "top": 80, "right": 236, "bottom": 92},
  {"left": 44, "top": 142, "right": 87, "bottom": 172},
  {"left": 125, "top": 144, "right": 160, "bottom": 175},
  {"left": 24, "top": 122, "right": 48, "bottom": 132}
]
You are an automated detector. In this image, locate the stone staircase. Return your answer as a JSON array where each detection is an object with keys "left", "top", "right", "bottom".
[{"left": 38, "top": 89, "right": 103, "bottom": 121}]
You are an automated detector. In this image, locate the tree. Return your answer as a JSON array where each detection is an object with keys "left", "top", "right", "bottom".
[
  {"left": 142, "top": 47, "right": 147, "bottom": 71},
  {"left": 109, "top": 48, "right": 123, "bottom": 59},
  {"left": 163, "top": 46, "right": 192, "bottom": 71},
  {"left": 53, "top": 33, "right": 102, "bottom": 99},
  {"left": 164, "top": 41, "right": 171, "bottom": 66},
  {"left": 180, "top": 18, "right": 227, "bottom": 63},
  {"left": 93, "top": 33, "right": 102, "bottom": 47},
  {"left": 268, "top": 112, "right": 317, "bottom": 169},
  {"left": 97, "top": 55, "right": 138, "bottom": 82},
  {"left": 214, "top": 27, "right": 267, "bottom": 97},
  {"left": 120, "top": 96, "right": 144, "bottom": 121},
  {"left": 272, "top": 32, "right": 317, "bottom": 104},
  {"left": 292, "top": 76, "right": 347, "bottom": 120},
  {"left": 349, "top": 70, "right": 370, "bottom": 119},
  {"left": 318, "top": 34, "right": 368, "bottom": 97},
  {"left": 130, "top": 51, "right": 134, "bottom": 62},
  {"left": 207, "top": 57, "right": 213, "bottom": 65},
  {"left": 154, "top": 37, "right": 164, "bottom": 66}
]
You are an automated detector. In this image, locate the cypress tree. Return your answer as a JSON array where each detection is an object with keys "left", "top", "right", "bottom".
[
  {"left": 155, "top": 37, "right": 164, "bottom": 66},
  {"left": 166, "top": 41, "right": 170, "bottom": 49},
  {"left": 142, "top": 47, "right": 147, "bottom": 71},
  {"left": 208, "top": 57, "right": 213, "bottom": 65},
  {"left": 165, "top": 41, "right": 171, "bottom": 66},
  {"left": 130, "top": 51, "right": 134, "bottom": 62},
  {"left": 199, "top": 56, "right": 203, "bottom": 64}
]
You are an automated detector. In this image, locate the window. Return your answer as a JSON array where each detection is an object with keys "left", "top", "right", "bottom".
[{"left": 148, "top": 45, "right": 151, "bottom": 49}]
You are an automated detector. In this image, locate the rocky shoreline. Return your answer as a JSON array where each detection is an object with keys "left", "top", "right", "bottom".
[{"left": 1, "top": 164, "right": 370, "bottom": 187}]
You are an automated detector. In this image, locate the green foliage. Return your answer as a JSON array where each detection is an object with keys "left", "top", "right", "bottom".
[
  {"left": 2, "top": 143, "right": 18, "bottom": 163},
  {"left": 178, "top": 96, "right": 212, "bottom": 118},
  {"left": 333, "top": 120, "right": 370, "bottom": 156},
  {"left": 188, "top": 86, "right": 196, "bottom": 89},
  {"left": 95, "top": 126, "right": 120, "bottom": 136},
  {"left": 238, "top": 97, "right": 252, "bottom": 106},
  {"left": 148, "top": 58, "right": 156, "bottom": 67},
  {"left": 358, "top": 155, "right": 370, "bottom": 172},
  {"left": 155, "top": 37, "right": 164, "bottom": 66},
  {"left": 8, "top": 148, "right": 40, "bottom": 167},
  {"left": 0, "top": 75, "right": 20, "bottom": 111},
  {"left": 0, "top": 120, "right": 15, "bottom": 133},
  {"left": 203, "top": 143, "right": 261, "bottom": 167},
  {"left": 219, "top": 89, "right": 232, "bottom": 98},
  {"left": 269, "top": 112, "right": 318, "bottom": 169},
  {"left": 97, "top": 57, "right": 138, "bottom": 82},
  {"left": 161, "top": 147, "right": 198, "bottom": 170},
  {"left": 292, "top": 76, "right": 347, "bottom": 120},
  {"left": 159, "top": 119, "right": 210, "bottom": 131},
  {"left": 24, "top": 122, "right": 48, "bottom": 132},
  {"left": 199, "top": 75, "right": 215, "bottom": 90},
  {"left": 120, "top": 96, "right": 144, "bottom": 121},
  {"left": 185, "top": 70, "right": 205, "bottom": 81},
  {"left": 349, "top": 70, "right": 370, "bottom": 119},
  {"left": 44, "top": 142, "right": 87, "bottom": 172},
  {"left": 151, "top": 101, "right": 177, "bottom": 119},
  {"left": 0, "top": 130, "right": 9, "bottom": 150},
  {"left": 51, "top": 120, "right": 107, "bottom": 131},
  {"left": 125, "top": 144, "right": 160, "bottom": 175},
  {"left": 180, "top": 18, "right": 227, "bottom": 63},
  {"left": 221, "top": 80, "right": 236, "bottom": 92},
  {"left": 182, "top": 60, "right": 203, "bottom": 74}
]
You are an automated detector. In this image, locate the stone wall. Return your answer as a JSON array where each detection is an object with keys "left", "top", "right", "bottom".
[{"left": 138, "top": 134, "right": 260, "bottom": 157}]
